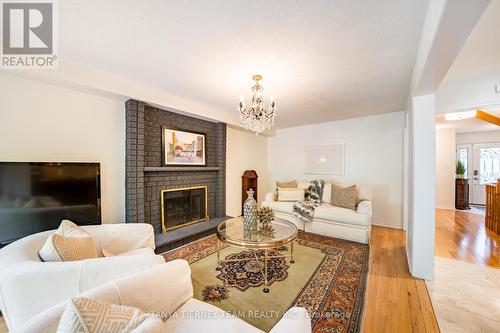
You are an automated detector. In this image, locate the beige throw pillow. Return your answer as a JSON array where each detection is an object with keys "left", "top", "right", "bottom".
[
  {"left": 277, "top": 187, "right": 305, "bottom": 202},
  {"left": 56, "top": 297, "right": 160, "bottom": 333},
  {"left": 276, "top": 180, "right": 298, "bottom": 188},
  {"left": 39, "top": 220, "right": 98, "bottom": 262},
  {"left": 331, "top": 184, "right": 357, "bottom": 210}
]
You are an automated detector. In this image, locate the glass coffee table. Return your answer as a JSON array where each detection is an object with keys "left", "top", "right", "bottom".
[{"left": 216, "top": 216, "right": 298, "bottom": 293}]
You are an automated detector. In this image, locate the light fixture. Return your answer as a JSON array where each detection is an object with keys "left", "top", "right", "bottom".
[
  {"left": 238, "top": 75, "right": 276, "bottom": 135},
  {"left": 444, "top": 110, "right": 477, "bottom": 121}
]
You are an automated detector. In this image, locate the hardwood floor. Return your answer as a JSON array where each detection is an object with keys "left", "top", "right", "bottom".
[
  {"left": 435, "top": 209, "right": 499, "bottom": 268},
  {"left": 363, "top": 226, "right": 439, "bottom": 333}
]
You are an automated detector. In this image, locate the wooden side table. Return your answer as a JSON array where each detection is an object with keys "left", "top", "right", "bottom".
[
  {"left": 242, "top": 170, "right": 258, "bottom": 215},
  {"left": 455, "top": 178, "right": 470, "bottom": 210}
]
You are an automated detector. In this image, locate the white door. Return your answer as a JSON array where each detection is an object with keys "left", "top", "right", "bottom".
[{"left": 470, "top": 143, "right": 500, "bottom": 205}]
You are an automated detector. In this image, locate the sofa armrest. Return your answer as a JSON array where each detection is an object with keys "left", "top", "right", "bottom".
[
  {"left": 269, "top": 307, "right": 311, "bottom": 333},
  {"left": 115, "top": 259, "right": 193, "bottom": 316},
  {"left": 77, "top": 254, "right": 165, "bottom": 291},
  {"left": 0, "top": 254, "right": 165, "bottom": 330},
  {"left": 264, "top": 191, "right": 277, "bottom": 202},
  {"left": 357, "top": 200, "right": 372, "bottom": 217},
  {"left": 15, "top": 259, "right": 192, "bottom": 333},
  {"left": 14, "top": 282, "right": 120, "bottom": 333},
  {"left": 100, "top": 223, "right": 156, "bottom": 257}
]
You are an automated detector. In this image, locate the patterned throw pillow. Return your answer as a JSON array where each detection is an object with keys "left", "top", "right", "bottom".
[
  {"left": 39, "top": 220, "right": 98, "bottom": 262},
  {"left": 277, "top": 187, "right": 306, "bottom": 202},
  {"left": 56, "top": 297, "right": 161, "bottom": 333},
  {"left": 276, "top": 180, "right": 298, "bottom": 188},
  {"left": 331, "top": 184, "right": 357, "bottom": 210}
]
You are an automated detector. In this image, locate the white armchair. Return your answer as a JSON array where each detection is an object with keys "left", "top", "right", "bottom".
[
  {"left": 15, "top": 260, "right": 311, "bottom": 333},
  {"left": 0, "top": 223, "right": 165, "bottom": 331}
]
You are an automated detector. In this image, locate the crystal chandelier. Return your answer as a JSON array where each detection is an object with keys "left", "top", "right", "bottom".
[{"left": 238, "top": 75, "right": 276, "bottom": 134}]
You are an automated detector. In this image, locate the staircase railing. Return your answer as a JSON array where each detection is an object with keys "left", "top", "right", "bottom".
[{"left": 485, "top": 181, "right": 500, "bottom": 235}]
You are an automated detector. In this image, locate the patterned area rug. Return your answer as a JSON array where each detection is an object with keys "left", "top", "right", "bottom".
[
  {"left": 217, "top": 249, "right": 289, "bottom": 291},
  {"left": 163, "top": 231, "right": 369, "bottom": 333}
]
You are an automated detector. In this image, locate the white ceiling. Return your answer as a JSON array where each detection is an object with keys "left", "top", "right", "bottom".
[
  {"left": 436, "top": 109, "right": 500, "bottom": 133},
  {"left": 437, "top": 1, "right": 500, "bottom": 133},
  {"left": 58, "top": 0, "right": 428, "bottom": 128},
  {"left": 442, "top": 0, "right": 500, "bottom": 83}
]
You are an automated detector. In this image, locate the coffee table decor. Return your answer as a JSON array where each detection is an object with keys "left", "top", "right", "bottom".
[
  {"left": 257, "top": 207, "right": 275, "bottom": 236},
  {"left": 243, "top": 189, "right": 258, "bottom": 231},
  {"left": 216, "top": 216, "right": 298, "bottom": 293}
]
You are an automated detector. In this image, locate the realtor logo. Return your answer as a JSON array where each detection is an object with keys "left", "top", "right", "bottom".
[{"left": 1, "top": 0, "right": 57, "bottom": 69}]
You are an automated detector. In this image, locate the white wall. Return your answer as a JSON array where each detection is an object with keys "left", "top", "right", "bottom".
[
  {"left": 407, "top": 94, "right": 436, "bottom": 280},
  {"left": 437, "top": 72, "right": 500, "bottom": 113},
  {"left": 456, "top": 130, "right": 500, "bottom": 144},
  {"left": 0, "top": 73, "right": 126, "bottom": 224},
  {"left": 226, "top": 127, "right": 269, "bottom": 217},
  {"left": 267, "top": 112, "right": 405, "bottom": 228},
  {"left": 435, "top": 128, "right": 456, "bottom": 209}
]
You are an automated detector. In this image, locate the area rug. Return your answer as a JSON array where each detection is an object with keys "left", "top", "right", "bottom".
[
  {"left": 427, "top": 257, "right": 500, "bottom": 332},
  {"left": 217, "top": 248, "right": 289, "bottom": 291},
  {"left": 162, "top": 231, "right": 369, "bottom": 333}
]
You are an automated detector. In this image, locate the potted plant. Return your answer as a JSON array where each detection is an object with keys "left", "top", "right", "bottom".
[{"left": 456, "top": 160, "right": 466, "bottom": 179}]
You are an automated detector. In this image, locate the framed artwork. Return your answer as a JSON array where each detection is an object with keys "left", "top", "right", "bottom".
[
  {"left": 162, "top": 127, "right": 206, "bottom": 166},
  {"left": 304, "top": 143, "right": 345, "bottom": 175}
]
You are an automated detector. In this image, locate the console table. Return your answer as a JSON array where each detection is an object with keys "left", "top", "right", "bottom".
[
  {"left": 241, "top": 170, "right": 258, "bottom": 215},
  {"left": 455, "top": 178, "right": 470, "bottom": 210}
]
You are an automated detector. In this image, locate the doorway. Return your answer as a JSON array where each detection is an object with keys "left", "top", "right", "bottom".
[{"left": 457, "top": 142, "right": 500, "bottom": 204}]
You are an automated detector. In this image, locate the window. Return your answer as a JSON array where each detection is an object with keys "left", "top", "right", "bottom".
[
  {"left": 458, "top": 148, "right": 468, "bottom": 178},
  {"left": 479, "top": 148, "right": 500, "bottom": 184}
]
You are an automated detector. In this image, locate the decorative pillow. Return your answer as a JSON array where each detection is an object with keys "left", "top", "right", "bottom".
[
  {"left": 321, "top": 183, "right": 333, "bottom": 203},
  {"left": 276, "top": 180, "right": 298, "bottom": 188},
  {"left": 56, "top": 297, "right": 158, "bottom": 333},
  {"left": 39, "top": 220, "right": 98, "bottom": 262},
  {"left": 277, "top": 187, "right": 305, "bottom": 202},
  {"left": 331, "top": 184, "right": 357, "bottom": 210}
]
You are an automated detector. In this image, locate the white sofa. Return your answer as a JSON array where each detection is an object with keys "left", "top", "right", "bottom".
[
  {"left": 14, "top": 260, "right": 311, "bottom": 333},
  {"left": 0, "top": 223, "right": 166, "bottom": 331},
  {"left": 262, "top": 182, "right": 372, "bottom": 244}
]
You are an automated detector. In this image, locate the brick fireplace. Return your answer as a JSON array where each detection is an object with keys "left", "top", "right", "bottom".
[{"left": 125, "top": 100, "right": 226, "bottom": 235}]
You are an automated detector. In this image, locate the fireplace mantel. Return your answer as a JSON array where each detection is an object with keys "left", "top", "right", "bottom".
[{"left": 143, "top": 166, "right": 221, "bottom": 172}]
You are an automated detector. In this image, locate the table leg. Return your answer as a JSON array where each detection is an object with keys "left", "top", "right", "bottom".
[
  {"left": 290, "top": 240, "right": 295, "bottom": 264},
  {"left": 215, "top": 239, "right": 221, "bottom": 271},
  {"left": 263, "top": 249, "right": 269, "bottom": 293}
]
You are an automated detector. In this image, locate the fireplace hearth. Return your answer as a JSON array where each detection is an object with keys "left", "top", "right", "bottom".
[{"left": 161, "top": 186, "right": 208, "bottom": 233}]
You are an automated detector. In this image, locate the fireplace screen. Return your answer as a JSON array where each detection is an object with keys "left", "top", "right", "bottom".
[{"left": 161, "top": 186, "right": 208, "bottom": 233}]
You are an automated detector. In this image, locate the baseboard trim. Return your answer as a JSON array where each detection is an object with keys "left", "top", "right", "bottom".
[
  {"left": 405, "top": 245, "right": 412, "bottom": 275},
  {"left": 371, "top": 222, "right": 403, "bottom": 229},
  {"left": 436, "top": 206, "right": 455, "bottom": 210}
]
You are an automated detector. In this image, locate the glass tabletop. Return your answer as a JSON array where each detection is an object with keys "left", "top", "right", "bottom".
[{"left": 217, "top": 217, "right": 298, "bottom": 249}]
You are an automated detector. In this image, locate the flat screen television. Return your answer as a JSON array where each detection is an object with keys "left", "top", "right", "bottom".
[{"left": 0, "top": 162, "right": 101, "bottom": 246}]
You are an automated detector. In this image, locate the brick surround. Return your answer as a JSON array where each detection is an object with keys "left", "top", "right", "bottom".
[{"left": 125, "top": 100, "right": 226, "bottom": 232}]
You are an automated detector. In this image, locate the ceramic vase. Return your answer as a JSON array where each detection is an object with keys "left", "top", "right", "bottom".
[{"left": 243, "top": 189, "right": 258, "bottom": 232}]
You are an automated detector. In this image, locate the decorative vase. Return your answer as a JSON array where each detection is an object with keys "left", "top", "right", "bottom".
[
  {"left": 243, "top": 189, "right": 258, "bottom": 232},
  {"left": 457, "top": 174, "right": 464, "bottom": 179}
]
